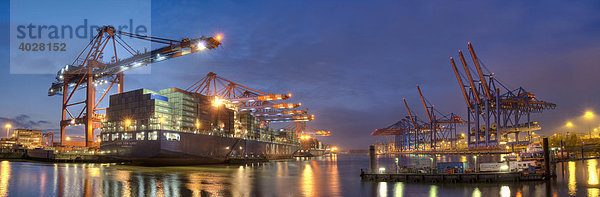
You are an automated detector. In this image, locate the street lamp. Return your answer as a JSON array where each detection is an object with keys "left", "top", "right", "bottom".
[
  {"left": 566, "top": 121, "right": 573, "bottom": 138},
  {"left": 585, "top": 112, "right": 594, "bottom": 139},
  {"left": 4, "top": 124, "right": 11, "bottom": 139}
]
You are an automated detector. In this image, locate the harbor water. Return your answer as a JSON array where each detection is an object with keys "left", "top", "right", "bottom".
[{"left": 0, "top": 154, "right": 598, "bottom": 196}]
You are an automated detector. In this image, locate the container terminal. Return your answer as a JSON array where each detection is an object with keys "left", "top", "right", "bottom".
[
  {"left": 371, "top": 42, "right": 556, "bottom": 154},
  {"left": 0, "top": 26, "right": 334, "bottom": 165},
  {"left": 364, "top": 42, "right": 560, "bottom": 183}
]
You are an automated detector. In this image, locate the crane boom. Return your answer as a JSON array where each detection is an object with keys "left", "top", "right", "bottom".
[
  {"left": 416, "top": 84, "right": 432, "bottom": 123},
  {"left": 458, "top": 50, "right": 481, "bottom": 105},
  {"left": 238, "top": 102, "right": 302, "bottom": 111},
  {"left": 229, "top": 93, "right": 292, "bottom": 103},
  {"left": 260, "top": 114, "right": 314, "bottom": 122},
  {"left": 49, "top": 28, "right": 221, "bottom": 96},
  {"left": 450, "top": 57, "right": 472, "bottom": 110},
  {"left": 468, "top": 42, "right": 492, "bottom": 100},
  {"left": 50, "top": 26, "right": 221, "bottom": 147},
  {"left": 403, "top": 98, "right": 417, "bottom": 129},
  {"left": 253, "top": 109, "right": 308, "bottom": 117}
]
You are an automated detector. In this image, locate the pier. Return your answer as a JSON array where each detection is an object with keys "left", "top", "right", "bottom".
[
  {"left": 360, "top": 171, "right": 546, "bottom": 183},
  {"left": 385, "top": 149, "right": 511, "bottom": 155}
]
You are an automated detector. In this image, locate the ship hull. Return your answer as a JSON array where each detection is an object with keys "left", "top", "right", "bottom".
[
  {"left": 100, "top": 130, "right": 299, "bottom": 166},
  {"left": 294, "top": 149, "right": 327, "bottom": 157}
]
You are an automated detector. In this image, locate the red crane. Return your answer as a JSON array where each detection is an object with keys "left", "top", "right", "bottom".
[
  {"left": 186, "top": 72, "right": 314, "bottom": 123},
  {"left": 48, "top": 26, "right": 221, "bottom": 147}
]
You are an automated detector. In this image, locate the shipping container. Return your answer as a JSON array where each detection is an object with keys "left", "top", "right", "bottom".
[
  {"left": 479, "top": 162, "right": 509, "bottom": 172},
  {"left": 509, "top": 161, "right": 537, "bottom": 172}
]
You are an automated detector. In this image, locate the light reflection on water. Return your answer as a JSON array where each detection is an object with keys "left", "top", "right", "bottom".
[
  {"left": 378, "top": 182, "right": 387, "bottom": 197},
  {"left": 429, "top": 185, "right": 437, "bottom": 197},
  {"left": 0, "top": 154, "right": 599, "bottom": 196},
  {"left": 394, "top": 182, "right": 404, "bottom": 197},
  {"left": 0, "top": 161, "right": 9, "bottom": 196},
  {"left": 302, "top": 163, "right": 314, "bottom": 197},
  {"left": 588, "top": 159, "right": 598, "bottom": 186},
  {"left": 499, "top": 185, "right": 510, "bottom": 197},
  {"left": 569, "top": 161, "right": 577, "bottom": 195}
]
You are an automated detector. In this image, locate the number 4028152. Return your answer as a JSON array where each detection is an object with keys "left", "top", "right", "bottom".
[{"left": 18, "top": 42, "right": 66, "bottom": 51}]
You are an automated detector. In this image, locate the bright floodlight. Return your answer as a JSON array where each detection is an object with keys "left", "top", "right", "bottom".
[
  {"left": 586, "top": 111, "right": 594, "bottom": 118},
  {"left": 212, "top": 97, "right": 224, "bottom": 107},
  {"left": 566, "top": 122, "right": 573, "bottom": 127},
  {"left": 197, "top": 41, "right": 207, "bottom": 50},
  {"left": 4, "top": 124, "right": 10, "bottom": 128}
]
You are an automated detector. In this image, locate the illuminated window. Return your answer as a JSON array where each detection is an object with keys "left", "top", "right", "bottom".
[
  {"left": 122, "top": 133, "right": 133, "bottom": 140},
  {"left": 164, "top": 132, "right": 180, "bottom": 141},
  {"left": 102, "top": 134, "right": 110, "bottom": 141},
  {"left": 149, "top": 131, "right": 158, "bottom": 140},
  {"left": 112, "top": 133, "right": 119, "bottom": 141},
  {"left": 136, "top": 132, "right": 145, "bottom": 140}
]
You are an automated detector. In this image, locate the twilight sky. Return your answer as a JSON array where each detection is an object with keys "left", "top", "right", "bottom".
[{"left": 1, "top": 0, "right": 600, "bottom": 149}]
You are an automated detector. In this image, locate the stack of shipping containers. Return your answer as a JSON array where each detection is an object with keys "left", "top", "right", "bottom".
[{"left": 102, "top": 88, "right": 296, "bottom": 144}]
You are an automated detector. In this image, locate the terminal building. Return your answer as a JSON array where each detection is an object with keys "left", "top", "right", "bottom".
[
  {"left": 14, "top": 129, "right": 43, "bottom": 148},
  {"left": 0, "top": 129, "right": 43, "bottom": 149}
]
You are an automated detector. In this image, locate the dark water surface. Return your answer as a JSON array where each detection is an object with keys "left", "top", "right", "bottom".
[{"left": 0, "top": 154, "right": 598, "bottom": 196}]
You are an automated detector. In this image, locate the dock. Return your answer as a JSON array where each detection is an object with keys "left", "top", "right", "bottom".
[
  {"left": 0, "top": 148, "right": 118, "bottom": 163},
  {"left": 360, "top": 171, "right": 546, "bottom": 183},
  {"left": 384, "top": 149, "right": 511, "bottom": 155}
]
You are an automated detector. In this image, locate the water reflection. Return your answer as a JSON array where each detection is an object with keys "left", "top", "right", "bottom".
[
  {"left": 378, "top": 182, "right": 387, "bottom": 197},
  {"left": 0, "top": 161, "right": 9, "bottom": 196},
  {"left": 589, "top": 188, "right": 600, "bottom": 197},
  {"left": 569, "top": 161, "right": 577, "bottom": 195},
  {"left": 588, "top": 159, "right": 598, "bottom": 186},
  {"left": 472, "top": 187, "right": 481, "bottom": 197},
  {"left": 232, "top": 166, "right": 250, "bottom": 196},
  {"left": 185, "top": 173, "right": 203, "bottom": 197},
  {"left": 301, "top": 164, "right": 314, "bottom": 196},
  {"left": 2, "top": 155, "right": 600, "bottom": 196},
  {"left": 429, "top": 185, "right": 437, "bottom": 197},
  {"left": 329, "top": 154, "right": 341, "bottom": 197},
  {"left": 394, "top": 182, "right": 404, "bottom": 197},
  {"left": 500, "top": 185, "right": 510, "bottom": 197}
]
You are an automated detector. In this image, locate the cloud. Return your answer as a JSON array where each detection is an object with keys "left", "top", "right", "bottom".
[{"left": 0, "top": 114, "right": 54, "bottom": 131}]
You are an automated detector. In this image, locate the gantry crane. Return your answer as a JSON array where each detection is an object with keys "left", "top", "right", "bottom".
[
  {"left": 416, "top": 85, "right": 465, "bottom": 150},
  {"left": 371, "top": 98, "right": 426, "bottom": 151},
  {"left": 450, "top": 42, "right": 555, "bottom": 148},
  {"left": 185, "top": 72, "right": 314, "bottom": 124},
  {"left": 48, "top": 26, "right": 221, "bottom": 147},
  {"left": 284, "top": 122, "right": 331, "bottom": 138},
  {"left": 285, "top": 122, "right": 331, "bottom": 152},
  {"left": 373, "top": 118, "right": 412, "bottom": 151}
]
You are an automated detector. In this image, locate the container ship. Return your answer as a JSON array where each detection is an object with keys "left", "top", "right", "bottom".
[{"left": 99, "top": 88, "right": 301, "bottom": 165}]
